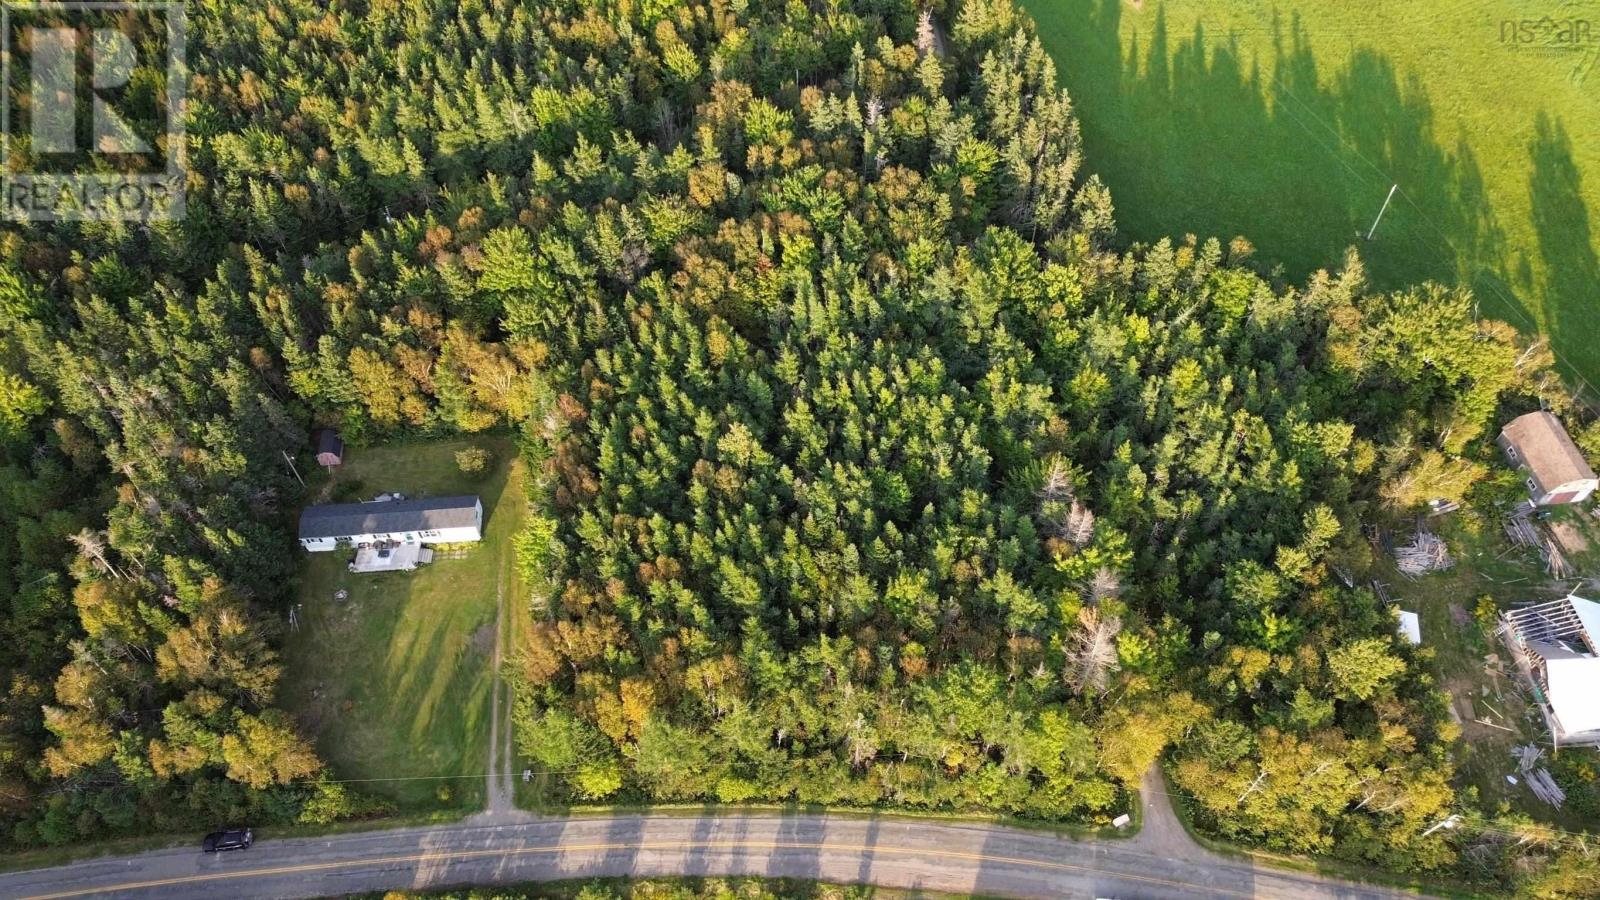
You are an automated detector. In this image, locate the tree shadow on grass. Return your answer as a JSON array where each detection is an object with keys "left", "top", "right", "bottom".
[
  {"left": 1034, "top": 0, "right": 1553, "bottom": 337},
  {"left": 1528, "top": 112, "right": 1600, "bottom": 393}
]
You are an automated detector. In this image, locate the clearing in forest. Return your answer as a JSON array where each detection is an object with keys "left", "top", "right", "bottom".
[
  {"left": 1384, "top": 504, "right": 1600, "bottom": 831},
  {"left": 281, "top": 436, "right": 527, "bottom": 812}
]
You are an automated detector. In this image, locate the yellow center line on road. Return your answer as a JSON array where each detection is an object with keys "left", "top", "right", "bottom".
[{"left": 25, "top": 838, "right": 1259, "bottom": 900}]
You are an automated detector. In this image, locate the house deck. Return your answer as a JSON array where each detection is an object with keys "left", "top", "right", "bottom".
[{"left": 350, "top": 543, "right": 433, "bottom": 573}]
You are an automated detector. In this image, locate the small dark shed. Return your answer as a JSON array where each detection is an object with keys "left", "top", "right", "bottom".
[{"left": 313, "top": 429, "right": 345, "bottom": 467}]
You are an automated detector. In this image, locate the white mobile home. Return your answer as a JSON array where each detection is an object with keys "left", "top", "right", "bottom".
[{"left": 298, "top": 495, "right": 483, "bottom": 552}]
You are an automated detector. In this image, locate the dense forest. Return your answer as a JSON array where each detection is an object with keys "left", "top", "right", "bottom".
[{"left": 0, "top": 0, "right": 1595, "bottom": 894}]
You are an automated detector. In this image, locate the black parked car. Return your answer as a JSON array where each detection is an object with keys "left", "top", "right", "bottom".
[{"left": 202, "top": 828, "right": 253, "bottom": 852}]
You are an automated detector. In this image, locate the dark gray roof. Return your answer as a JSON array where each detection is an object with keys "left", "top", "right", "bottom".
[
  {"left": 298, "top": 496, "right": 480, "bottom": 540},
  {"left": 315, "top": 430, "right": 344, "bottom": 456}
]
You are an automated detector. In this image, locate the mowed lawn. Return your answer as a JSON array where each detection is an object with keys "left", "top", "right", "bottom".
[
  {"left": 280, "top": 436, "right": 526, "bottom": 812},
  {"left": 1023, "top": 0, "right": 1600, "bottom": 387}
]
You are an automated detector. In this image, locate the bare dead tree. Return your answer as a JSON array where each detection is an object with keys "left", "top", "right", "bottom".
[
  {"left": 915, "top": 9, "right": 936, "bottom": 55},
  {"left": 1063, "top": 607, "right": 1121, "bottom": 696},
  {"left": 846, "top": 713, "right": 878, "bottom": 769},
  {"left": 1063, "top": 499, "right": 1096, "bottom": 547},
  {"left": 1086, "top": 566, "right": 1121, "bottom": 606},
  {"left": 1036, "top": 458, "right": 1073, "bottom": 504},
  {"left": 68, "top": 529, "right": 123, "bottom": 580}
]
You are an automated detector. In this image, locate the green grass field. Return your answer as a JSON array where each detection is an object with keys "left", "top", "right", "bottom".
[
  {"left": 1022, "top": 0, "right": 1600, "bottom": 388},
  {"left": 280, "top": 436, "right": 527, "bottom": 812}
]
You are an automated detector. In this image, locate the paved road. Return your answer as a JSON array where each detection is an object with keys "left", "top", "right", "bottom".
[{"left": 1, "top": 771, "right": 1418, "bottom": 900}]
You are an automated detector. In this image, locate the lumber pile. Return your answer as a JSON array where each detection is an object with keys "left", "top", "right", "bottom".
[
  {"left": 1505, "top": 512, "right": 1541, "bottom": 548},
  {"left": 1512, "top": 744, "right": 1567, "bottom": 809},
  {"left": 1395, "top": 532, "right": 1454, "bottom": 576},
  {"left": 1506, "top": 503, "right": 1574, "bottom": 575},
  {"left": 1542, "top": 537, "right": 1572, "bottom": 579},
  {"left": 1527, "top": 768, "right": 1567, "bottom": 808},
  {"left": 1515, "top": 744, "right": 1543, "bottom": 771}
]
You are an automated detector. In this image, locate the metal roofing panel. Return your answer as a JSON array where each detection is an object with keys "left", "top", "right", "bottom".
[{"left": 298, "top": 496, "right": 480, "bottom": 540}]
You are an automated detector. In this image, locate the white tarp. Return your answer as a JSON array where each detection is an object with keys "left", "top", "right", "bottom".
[{"left": 1396, "top": 609, "right": 1422, "bottom": 645}]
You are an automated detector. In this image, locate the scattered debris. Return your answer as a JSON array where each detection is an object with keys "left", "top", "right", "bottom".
[
  {"left": 1527, "top": 768, "right": 1566, "bottom": 808},
  {"left": 1395, "top": 531, "right": 1454, "bottom": 576},
  {"left": 1503, "top": 506, "right": 1582, "bottom": 576},
  {"left": 1372, "top": 579, "right": 1394, "bottom": 604},
  {"left": 1427, "top": 498, "right": 1461, "bottom": 516},
  {"left": 1112, "top": 813, "right": 1131, "bottom": 829},
  {"left": 333, "top": 589, "right": 348, "bottom": 602}
]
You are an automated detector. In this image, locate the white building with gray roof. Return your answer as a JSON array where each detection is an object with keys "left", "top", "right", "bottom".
[{"left": 298, "top": 495, "right": 483, "bottom": 552}]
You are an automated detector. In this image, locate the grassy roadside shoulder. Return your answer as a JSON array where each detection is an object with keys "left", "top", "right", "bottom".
[
  {"left": 0, "top": 807, "right": 475, "bottom": 874},
  {"left": 528, "top": 799, "right": 1131, "bottom": 841}
]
